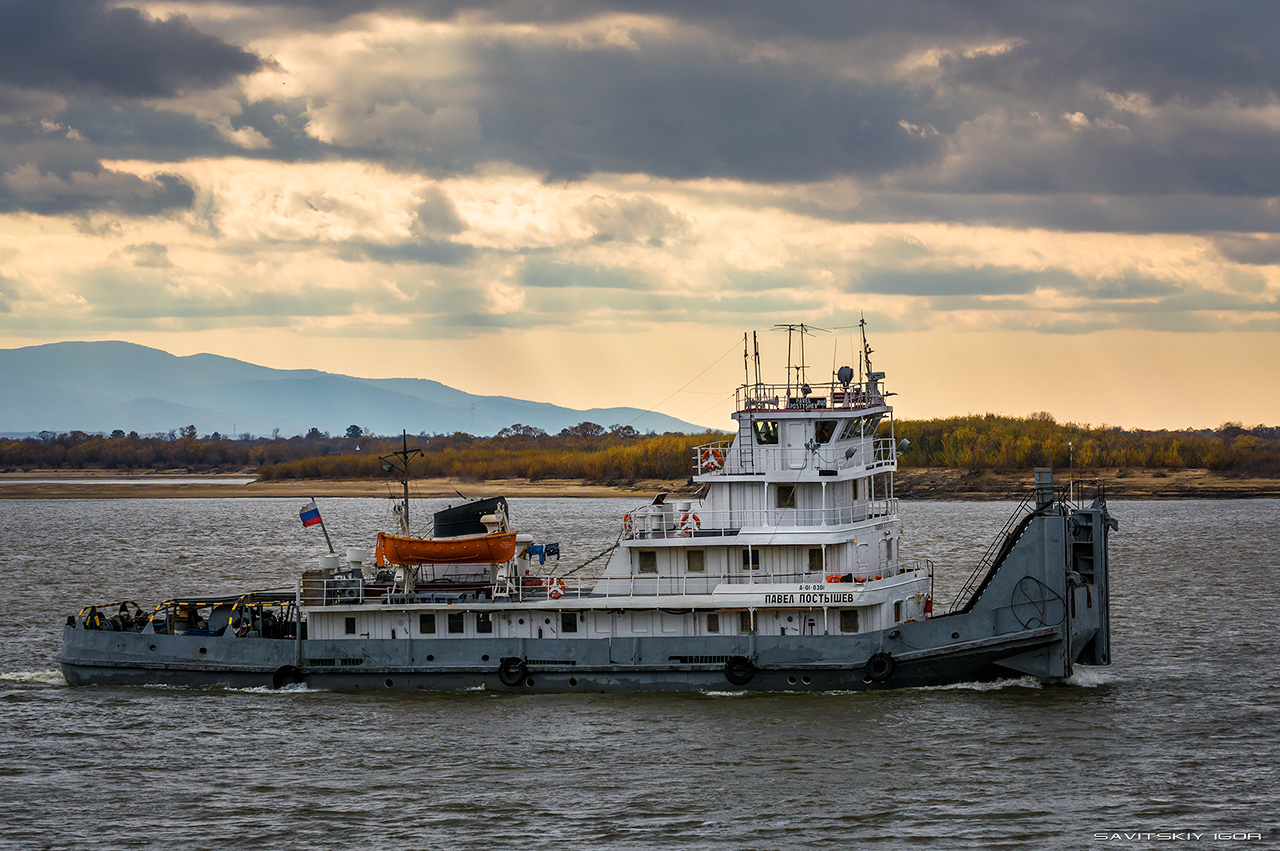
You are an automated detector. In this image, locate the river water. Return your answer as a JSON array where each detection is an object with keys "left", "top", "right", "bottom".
[{"left": 1, "top": 497, "right": 1276, "bottom": 849}]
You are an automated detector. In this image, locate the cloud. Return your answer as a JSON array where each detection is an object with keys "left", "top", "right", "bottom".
[
  {"left": 0, "top": 1, "right": 265, "bottom": 99},
  {"left": 0, "top": 163, "right": 194, "bottom": 215}
]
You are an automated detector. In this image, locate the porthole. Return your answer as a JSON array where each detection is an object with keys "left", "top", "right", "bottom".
[
  {"left": 481, "top": 654, "right": 490, "bottom": 662},
  {"left": 951, "top": 632, "right": 960, "bottom": 639},
  {"left": 524, "top": 678, "right": 535, "bottom": 688},
  {"left": 426, "top": 654, "right": 435, "bottom": 661},
  {"left": 544, "top": 618, "right": 551, "bottom": 625},
  {"left": 568, "top": 677, "right": 578, "bottom": 687},
  {"left": 787, "top": 676, "right": 797, "bottom": 685},
  {"left": 801, "top": 676, "right": 812, "bottom": 685},
  {"left": 385, "top": 679, "right": 394, "bottom": 688},
  {"left": 518, "top": 618, "right": 524, "bottom": 625},
  {"left": 198, "top": 647, "right": 207, "bottom": 655},
  {"left": 786, "top": 616, "right": 793, "bottom": 623},
  {"left": 148, "top": 644, "right": 157, "bottom": 652}
]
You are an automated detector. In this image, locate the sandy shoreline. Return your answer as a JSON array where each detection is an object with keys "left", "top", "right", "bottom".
[{"left": 0, "top": 467, "right": 1276, "bottom": 499}]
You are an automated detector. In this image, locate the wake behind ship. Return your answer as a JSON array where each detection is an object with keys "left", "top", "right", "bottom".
[{"left": 60, "top": 327, "right": 1116, "bottom": 692}]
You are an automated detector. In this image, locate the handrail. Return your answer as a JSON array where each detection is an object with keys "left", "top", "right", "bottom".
[
  {"left": 693, "top": 436, "right": 897, "bottom": 475},
  {"left": 948, "top": 492, "right": 1036, "bottom": 613},
  {"left": 735, "top": 381, "right": 887, "bottom": 412},
  {"left": 621, "top": 500, "right": 898, "bottom": 540}
]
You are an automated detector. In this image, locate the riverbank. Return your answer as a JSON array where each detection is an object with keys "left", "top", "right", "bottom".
[{"left": 1, "top": 467, "right": 1277, "bottom": 499}]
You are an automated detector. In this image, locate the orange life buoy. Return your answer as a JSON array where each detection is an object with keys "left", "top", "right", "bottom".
[
  {"left": 680, "top": 513, "right": 701, "bottom": 533},
  {"left": 699, "top": 447, "right": 724, "bottom": 470},
  {"left": 623, "top": 514, "right": 634, "bottom": 534},
  {"left": 825, "top": 574, "right": 844, "bottom": 584},
  {"left": 547, "top": 578, "right": 566, "bottom": 600}
]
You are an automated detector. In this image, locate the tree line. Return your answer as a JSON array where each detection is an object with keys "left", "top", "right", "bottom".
[{"left": 2, "top": 416, "right": 1277, "bottom": 480}]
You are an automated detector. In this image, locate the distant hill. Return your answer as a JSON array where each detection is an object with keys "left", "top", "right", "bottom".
[{"left": 0, "top": 341, "right": 704, "bottom": 437}]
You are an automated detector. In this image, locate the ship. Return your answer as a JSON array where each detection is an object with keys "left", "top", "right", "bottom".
[{"left": 59, "top": 325, "right": 1116, "bottom": 692}]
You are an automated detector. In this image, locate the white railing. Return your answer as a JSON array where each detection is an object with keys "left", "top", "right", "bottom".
[
  {"left": 622, "top": 499, "right": 898, "bottom": 541},
  {"left": 300, "top": 558, "right": 932, "bottom": 606},
  {"left": 735, "top": 381, "right": 886, "bottom": 412},
  {"left": 694, "top": 437, "right": 897, "bottom": 475}
]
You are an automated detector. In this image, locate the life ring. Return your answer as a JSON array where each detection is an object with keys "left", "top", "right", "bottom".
[
  {"left": 497, "top": 657, "right": 527, "bottom": 688},
  {"left": 699, "top": 447, "right": 724, "bottom": 470},
  {"left": 825, "top": 574, "right": 844, "bottom": 584},
  {"left": 680, "top": 513, "right": 701, "bottom": 533},
  {"left": 623, "top": 514, "right": 634, "bottom": 535},
  {"left": 233, "top": 617, "right": 254, "bottom": 638},
  {"left": 866, "top": 651, "right": 895, "bottom": 683},
  {"left": 547, "top": 578, "right": 566, "bottom": 600},
  {"left": 724, "top": 655, "right": 756, "bottom": 687}
]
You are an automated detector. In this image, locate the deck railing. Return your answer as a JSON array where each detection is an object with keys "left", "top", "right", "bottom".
[
  {"left": 735, "top": 381, "right": 886, "bottom": 412},
  {"left": 694, "top": 437, "right": 897, "bottom": 475},
  {"left": 622, "top": 499, "right": 898, "bottom": 540}
]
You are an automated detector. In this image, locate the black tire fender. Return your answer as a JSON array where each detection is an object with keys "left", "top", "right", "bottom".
[
  {"left": 497, "top": 657, "right": 527, "bottom": 688},
  {"left": 723, "top": 655, "right": 756, "bottom": 687},
  {"left": 866, "top": 652, "right": 895, "bottom": 683},
  {"left": 272, "top": 666, "right": 304, "bottom": 689}
]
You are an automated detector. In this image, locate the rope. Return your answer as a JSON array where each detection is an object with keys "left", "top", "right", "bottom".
[{"left": 555, "top": 531, "right": 624, "bottom": 578}]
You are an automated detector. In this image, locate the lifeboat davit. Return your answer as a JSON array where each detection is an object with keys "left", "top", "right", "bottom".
[{"left": 375, "top": 531, "right": 517, "bottom": 566}]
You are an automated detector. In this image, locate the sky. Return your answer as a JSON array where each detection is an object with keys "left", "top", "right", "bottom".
[{"left": 1, "top": 1, "right": 1279, "bottom": 431}]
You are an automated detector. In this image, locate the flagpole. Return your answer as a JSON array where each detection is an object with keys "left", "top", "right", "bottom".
[{"left": 313, "top": 495, "right": 335, "bottom": 553}]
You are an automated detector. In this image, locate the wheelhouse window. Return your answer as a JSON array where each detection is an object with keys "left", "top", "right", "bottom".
[
  {"left": 561, "top": 612, "right": 578, "bottom": 633},
  {"left": 638, "top": 550, "right": 658, "bottom": 574},
  {"left": 776, "top": 484, "right": 796, "bottom": 509},
  {"left": 838, "top": 414, "right": 884, "bottom": 441},
  {"left": 840, "top": 609, "right": 859, "bottom": 633},
  {"left": 686, "top": 550, "right": 705, "bottom": 573},
  {"left": 742, "top": 549, "right": 760, "bottom": 570},
  {"left": 815, "top": 420, "right": 837, "bottom": 444},
  {"left": 706, "top": 613, "right": 720, "bottom": 633},
  {"left": 344, "top": 616, "right": 356, "bottom": 635},
  {"left": 447, "top": 612, "right": 465, "bottom": 634},
  {"left": 419, "top": 613, "right": 436, "bottom": 634},
  {"left": 476, "top": 612, "right": 493, "bottom": 634},
  {"left": 753, "top": 420, "right": 780, "bottom": 445}
]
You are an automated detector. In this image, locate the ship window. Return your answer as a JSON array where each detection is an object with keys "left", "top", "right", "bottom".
[
  {"left": 739, "top": 611, "right": 754, "bottom": 634},
  {"left": 419, "top": 614, "right": 436, "bottom": 635},
  {"left": 638, "top": 550, "right": 658, "bottom": 574},
  {"left": 815, "top": 420, "right": 837, "bottom": 444},
  {"left": 753, "top": 420, "right": 780, "bottom": 445},
  {"left": 447, "top": 612, "right": 464, "bottom": 634},
  {"left": 706, "top": 613, "right": 720, "bottom": 633},
  {"left": 808, "top": 548, "right": 823, "bottom": 573},
  {"left": 561, "top": 612, "right": 578, "bottom": 633},
  {"left": 776, "top": 484, "right": 796, "bottom": 509},
  {"left": 742, "top": 549, "right": 760, "bottom": 570},
  {"left": 841, "top": 609, "right": 859, "bottom": 633},
  {"left": 476, "top": 612, "right": 493, "bottom": 634},
  {"left": 344, "top": 617, "right": 356, "bottom": 635},
  {"left": 838, "top": 419, "right": 860, "bottom": 440},
  {"left": 894, "top": 601, "right": 903, "bottom": 622},
  {"left": 686, "top": 550, "right": 705, "bottom": 573}
]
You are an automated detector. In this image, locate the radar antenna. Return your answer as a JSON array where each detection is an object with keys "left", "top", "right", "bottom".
[
  {"left": 379, "top": 430, "right": 423, "bottom": 535},
  {"left": 773, "top": 323, "right": 829, "bottom": 396}
]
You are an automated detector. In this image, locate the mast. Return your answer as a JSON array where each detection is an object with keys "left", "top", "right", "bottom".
[{"left": 380, "top": 430, "right": 423, "bottom": 536}]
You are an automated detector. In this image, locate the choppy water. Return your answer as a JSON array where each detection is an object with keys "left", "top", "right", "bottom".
[{"left": 1, "top": 497, "right": 1277, "bottom": 849}]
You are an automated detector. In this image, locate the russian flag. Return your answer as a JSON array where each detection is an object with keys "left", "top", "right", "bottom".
[{"left": 300, "top": 500, "right": 323, "bottom": 528}]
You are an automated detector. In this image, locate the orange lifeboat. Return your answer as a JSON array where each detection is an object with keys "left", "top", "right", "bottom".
[{"left": 375, "top": 531, "right": 518, "bottom": 566}]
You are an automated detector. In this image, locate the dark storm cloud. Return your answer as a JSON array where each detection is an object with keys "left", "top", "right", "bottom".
[
  {"left": 451, "top": 42, "right": 943, "bottom": 182},
  {"left": 0, "top": 0, "right": 265, "bottom": 98},
  {"left": 0, "top": 166, "right": 194, "bottom": 216}
]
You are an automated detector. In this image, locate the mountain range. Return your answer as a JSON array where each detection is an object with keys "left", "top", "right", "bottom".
[{"left": 0, "top": 341, "right": 703, "bottom": 438}]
